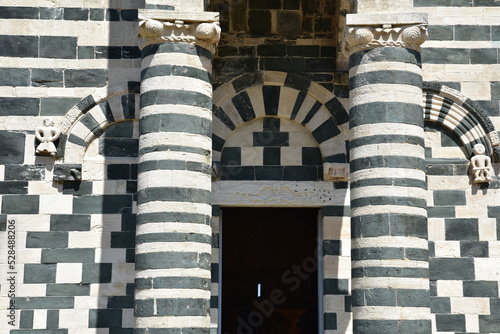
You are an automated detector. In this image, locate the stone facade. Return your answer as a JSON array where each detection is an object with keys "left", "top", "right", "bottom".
[{"left": 0, "top": 0, "right": 499, "bottom": 334}]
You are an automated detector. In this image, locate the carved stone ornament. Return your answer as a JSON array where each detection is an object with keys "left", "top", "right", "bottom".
[
  {"left": 470, "top": 144, "right": 495, "bottom": 184},
  {"left": 138, "top": 18, "right": 221, "bottom": 53},
  {"left": 343, "top": 23, "right": 428, "bottom": 56},
  {"left": 35, "top": 119, "right": 61, "bottom": 156},
  {"left": 323, "top": 163, "right": 350, "bottom": 182}
]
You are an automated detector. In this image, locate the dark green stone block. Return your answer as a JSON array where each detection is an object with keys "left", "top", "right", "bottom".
[
  {"left": 63, "top": 8, "right": 89, "bottom": 20},
  {"left": 50, "top": 214, "right": 90, "bottom": 231},
  {"left": 40, "top": 97, "right": 80, "bottom": 116},
  {"left": 422, "top": 48, "right": 470, "bottom": 64},
  {"left": 430, "top": 297, "right": 451, "bottom": 313},
  {"left": 445, "top": 218, "right": 479, "bottom": 240},
  {"left": 463, "top": 280, "right": 498, "bottom": 297},
  {"left": 82, "top": 263, "right": 112, "bottom": 283},
  {"left": 107, "top": 296, "right": 133, "bottom": 308},
  {"left": 110, "top": 231, "right": 135, "bottom": 248},
  {"left": 41, "top": 249, "right": 94, "bottom": 263},
  {"left": 26, "top": 232, "right": 68, "bottom": 248},
  {"left": 471, "top": 48, "right": 498, "bottom": 64},
  {"left": 78, "top": 46, "right": 94, "bottom": 59},
  {"left": 429, "top": 258, "right": 474, "bottom": 280},
  {"left": 156, "top": 298, "right": 209, "bottom": 316},
  {"left": 40, "top": 7, "right": 63, "bottom": 19},
  {"left": 65, "top": 69, "right": 107, "bottom": 87},
  {"left": 455, "top": 25, "right": 491, "bottom": 41},
  {"left": 46, "top": 310, "right": 59, "bottom": 329},
  {"left": 135, "top": 252, "right": 211, "bottom": 270},
  {"left": 428, "top": 206, "right": 455, "bottom": 218},
  {"left": 14, "top": 297, "right": 74, "bottom": 309},
  {"left": 461, "top": 240, "right": 488, "bottom": 257},
  {"left": 24, "top": 264, "right": 56, "bottom": 283},
  {"left": 19, "top": 310, "right": 34, "bottom": 329},
  {"left": 5, "top": 165, "right": 44, "bottom": 181},
  {"left": 0, "top": 181, "right": 28, "bottom": 194},
  {"left": 433, "top": 190, "right": 466, "bottom": 205},
  {"left": 73, "top": 195, "right": 132, "bottom": 214},
  {"left": 397, "top": 289, "right": 429, "bottom": 307},
  {"left": 0, "top": 97, "right": 39, "bottom": 116},
  {"left": 435, "top": 314, "right": 465, "bottom": 332},
  {"left": 428, "top": 25, "right": 453, "bottom": 40},
  {"left": 0, "top": 35, "right": 38, "bottom": 57},
  {"left": 0, "top": 68, "right": 30, "bottom": 86},
  {"left": 88, "top": 309, "right": 122, "bottom": 328},
  {"left": 33, "top": 69, "right": 64, "bottom": 88},
  {"left": 40, "top": 36, "right": 77, "bottom": 59},
  {"left": 46, "top": 284, "right": 90, "bottom": 296},
  {"left": 2, "top": 195, "right": 39, "bottom": 214},
  {"left": 479, "top": 315, "right": 500, "bottom": 333}
]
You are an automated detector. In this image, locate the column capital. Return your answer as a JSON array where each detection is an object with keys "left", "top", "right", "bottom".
[
  {"left": 138, "top": 10, "right": 221, "bottom": 53},
  {"left": 342, "top": 13, "right": 428, "bottom": 56}
]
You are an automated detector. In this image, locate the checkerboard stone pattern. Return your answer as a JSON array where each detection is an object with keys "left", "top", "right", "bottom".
[
  {"left": 0, "top": 119, "right": 139, "bottom": 333},
  {"left": 221, "top": 117, "right": 324, "bottom": 181}
]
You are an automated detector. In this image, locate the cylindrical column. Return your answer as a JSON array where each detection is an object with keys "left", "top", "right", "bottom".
[
  {"left": 135, "top": 14, "right": 219, "bottom": 333},
  {"left": 346, "top": 20, "right": 431, "bottom": 334}
]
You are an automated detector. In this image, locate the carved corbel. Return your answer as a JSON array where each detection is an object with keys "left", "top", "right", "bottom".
[{"left": 323, "top": 163, "right": 350, "bottom": 182}]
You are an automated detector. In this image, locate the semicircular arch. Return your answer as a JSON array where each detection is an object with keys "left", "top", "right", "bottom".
[
  {"left": 212, "top": 71, "right": 350, "bottom": 165},
  {"left": 423, "top": 82, "right": 499, "bottom": 160}
]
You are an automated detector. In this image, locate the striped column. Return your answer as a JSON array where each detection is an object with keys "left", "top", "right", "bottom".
[
  {"left": 135, "top": 12, "right": 219, "bottom": 334},
  {"left": 345, "top": 19, "right": 431, "bottom": 334}
]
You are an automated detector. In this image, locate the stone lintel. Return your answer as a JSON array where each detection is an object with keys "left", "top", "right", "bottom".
[
  {"left": 138, "top": 9, "right": 219, "bottom": 23},
  {"left": 346, "top": 13, "right": 427, "bottom": 27},
  {"left": 343, "top": 13, "right": 428, "bottom": 57}
]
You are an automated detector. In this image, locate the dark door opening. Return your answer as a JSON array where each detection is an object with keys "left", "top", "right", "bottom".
[{"left": 221, "top": 208, "right": 319, "bottom": 334}]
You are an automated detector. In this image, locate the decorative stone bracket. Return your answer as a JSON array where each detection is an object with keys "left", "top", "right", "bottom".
[
  {"left": 53, "top": 164, "right": 82, "bottom": 182},
  {"left": 470, "top": 144, "right": 495, "bottom": 184},
  {"left": 342, "top": 13, "right": 428, "bottom": 56},
  {"left": 138, "top": 10, "right": 221, "bottom": 53},
  {"left": 323, "top": 163, "right": 350, "bottom": 182}
]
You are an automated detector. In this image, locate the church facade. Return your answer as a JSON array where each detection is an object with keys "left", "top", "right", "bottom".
[{"left": 0, "top": 0, "right": 500, "bottom": 333}]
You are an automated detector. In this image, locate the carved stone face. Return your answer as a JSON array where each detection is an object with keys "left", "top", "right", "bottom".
[{"left": 473, "top": 143, "right": 486, "bottom": 155}]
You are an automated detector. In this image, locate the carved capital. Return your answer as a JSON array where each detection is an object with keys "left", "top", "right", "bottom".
[
  {"left": 343, "top": 23, "right": 427, "bottom": 56},
  {"left": 342, "top": 13, "right": 428, "bottom": 56},
  {"left": 138, "top": 11, "right": 221, "bottom": 53}
]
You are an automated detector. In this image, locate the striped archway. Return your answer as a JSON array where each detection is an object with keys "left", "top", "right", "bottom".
[
  {"left": 212, "top": 71, "right": 350, "bottom": 167},
  {"left": 423, "top": 82, "right": 499, "bottom": 160},
  {"left": 57, "top": 81, "right": 140, "bottom": 163}
]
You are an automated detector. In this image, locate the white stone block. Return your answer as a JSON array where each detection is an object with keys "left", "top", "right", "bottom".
[
  {"left": 90, "top": 283, "right": 126, "bottom": 297},
  {"left": 17, "top": 284, "right": 46, "bottom": 297},
  {"left": 478, "top": 218, "right": 497, "bottom": 241},
  {"left": 33, "top": 309, "right": 47, "bottom": 329},
  {"left": 39, "top": 195, "right": 73, "bottom": 214},
  {"left": 428, "top": 218, "right": 445, "bottom": 241},
  {"left": 475, "top": 258, "right": 500, "bottom": 280},
  {"left": 59, "top": 309, "right": 89, "bottom": 329},
  {"left": 122, "top": 308, "right": 134, "bottom": 328},
  {"left": 94, "top": 249, "right": 126, "bottom": 263},
  {"left": 465, "top": 314, "right": 480, "bottom": 333},
  {"left": 324, "top": 295, "right": 346, "bottom": 312},
  {"left": 112, "top": 263, "right": 135, "bottom": 283},
  {"left": 451, "top": 297, "right": 490, "bottom": 315},
  {"left": 436, "top": 280, "right": 463, "bottom": 297},
  {"left": 324, "top": 256, "right": 351, "bottom": 279},
  {"left": 56, "top": 263, "right": 82, "bottom": 283},
  {"left": 69, "top": 232, "right": 110, "bottom": 248},
  {"left": 323, "top": 217, "right": 351, "bottom": 240},
  {"left": 434, "top": 241, "right": 461, "bottom": 258},
  {"left": 90, "top": 214, "right": 122, "bottom": 232},
  {"left": 74, "top": 296, "right": 108, "bottom": 309}
]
